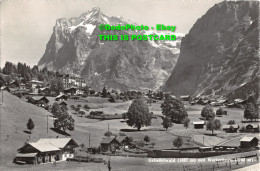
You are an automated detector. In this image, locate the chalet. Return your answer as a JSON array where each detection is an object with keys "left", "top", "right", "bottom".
[
  {"left": 28, "top": 80, "right": 44, "bottom": 94},
  {"left": 193, "top": 121, "right": 205, "bottom": 129},
  {"left": 15, "top": 138, "right": 79, "bottom": 164},
  {"left": 115, "top": 136, "right": 131, "bottom": 149},
  {"left": 59, "top": 101, "right": 68, "bottom": 107},
  {"left": 100, "top": 137, "right": 119, "bottom": 151},
  {"left": 0, "top": 86, "right": 10, "bottom": 92},
  {"left": 199, "top": 147, "right": 212, "bottom": 152},
  {"left": 55, "top": 94, "right": 68, "bottom": 101},
  {"left": 234, "top": 99, "right": 247, "bottom": 105},
  {"left": 213, "top": 139, "right": 240, "bottom": 151},
  {"left": 222, "top": 125, "right": 240, "bottom": 133},
  {"left": 19, "top": 83, "right": 26, "bottom": 90},
  {"left": 14, "top": 89, "right": 30, "bottom": 95},
  {"left": 8, "top": 80, "right": 20, "bottom": 88},
  {"left": 210, "top": 99, "right": 228, "bottom": 107},
  {"left": 180, "top": 95, "right": 190, "bottom": 101},
  {"left": 63, "top": 87, "right": 77, "bottom": 96},
  {"left": 39, "top": 87, "right": 50, "bottom": 95},
  {"left": 190, "top": 99, "right": 199, "bottom": 105},
  {"left": 28, "top": 96, "right": 49, "bottom": 106},
  {"left": 245, "top": 123, "right": 260, "bottom": 132},
  {"left": 240, "top": 137, "right": 259, "bottom": 149},
  {"left": 201, "top": 99, "right": 210, "bottom": 105}
]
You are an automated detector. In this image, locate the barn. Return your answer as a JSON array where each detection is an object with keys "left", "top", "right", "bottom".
[
  {"left": 240, "top": 137, "right": 259, "bottom": 149},
  {"left": 222, "top": 125, "right": 240, "bottom": 133},
  {"left": 100, "top": 137, "right": 119, "bottom": 152},
  {"left": 193, "top": 121, "right": 205, "bottom": 129}
]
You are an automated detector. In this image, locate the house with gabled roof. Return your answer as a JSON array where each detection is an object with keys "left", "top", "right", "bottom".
[
  {"left": 222, "top": 124, "right": 240, "bottom": 133},
  {"left": 245, "top": 123, "right": 260, "bottom": 132},
  {"left": 15, "top": 138, "right": 78, "bottom": 164},
  {"left": 100, "top": 137, "right": 119, "bottom": 152},
  {"left": 27, "top": 96, "right": 49, "bottom": 106},
  {"left": 115, "top": 136, "right": 131, "bottom": 149},
  {"left": 55, "top": 94, "right": 68, "bottom": 101},
  {"left": 0, "top": 86, "right": 10, "bottom": 92},
  {"left": 240, "top": 136, "right": 259, "bottom": 148},
  {"left": 193, "top": 121, "right": 205, "bottom": 129}
]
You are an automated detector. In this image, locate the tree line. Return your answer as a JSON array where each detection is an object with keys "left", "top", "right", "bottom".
[{"left": 0, "top": 61, "right": 61, "bottom": 86}]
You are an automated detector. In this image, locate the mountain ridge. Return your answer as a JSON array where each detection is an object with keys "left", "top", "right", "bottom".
[
  {"left": 38, "top": 7, "right": 183, "bottom": 91},
  {"left": 164, "top": 1, "right": 259, "bottom": 100}
]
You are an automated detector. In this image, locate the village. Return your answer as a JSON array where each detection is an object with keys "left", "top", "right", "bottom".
[{"left": 0, "top": 71, "right": 259, "bottom": 170}]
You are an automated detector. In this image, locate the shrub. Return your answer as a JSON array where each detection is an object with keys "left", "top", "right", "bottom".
[
  {"left": 227, "top": 120, "right": 235, "bottom": 125},
  {"left": 240, "top": 126, "right": 246, "bottom": 132},
  {"left": 173, "top": 137, "right": 183, "bottom": 148},
  {"left": 216, "top": 107, "right": 225, "bottom": 116},
  {"left": 83, "top": 104, "right": 90, "bottom": 110},
  {"left": 201, "top": 106, "right": 215, "bottom": 120}
]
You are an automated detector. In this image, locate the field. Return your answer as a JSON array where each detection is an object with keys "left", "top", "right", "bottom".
[{"left": 0, "top": 91, "right": 259, "bottom": 170}]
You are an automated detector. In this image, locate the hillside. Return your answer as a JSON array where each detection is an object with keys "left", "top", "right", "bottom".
[
  {"left": 38, "top": 7, "right": 183, "bottom": 91},
  {"left": 0, "top": 92, "right": 98, "bottom": 167},
  {"left": 164, "top": 1, "right": 259, "bottom": 99}
]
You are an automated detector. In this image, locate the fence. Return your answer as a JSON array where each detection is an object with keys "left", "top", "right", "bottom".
[
  {"left": 183, "top": 154, "right": 258, "bottom": 171},
  {"left": 148, "top": 150, "right": 238, "bottom": 158}
]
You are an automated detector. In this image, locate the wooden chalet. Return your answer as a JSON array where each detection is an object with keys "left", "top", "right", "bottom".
[
  {"left": 63, "top": 87, "right": 77, "bottom": 96},
  {"left": 213, "top": 140, "right": 240, "bottom": 151},
  {"left": 59, "top": 101, "right": 68, "bottom": 107},
  {"left": 240, "top": 137, "right": 259, "bottom": 149},
  {"left": 55, "top": 94, "right": 68, "bottom": 101},
  {"left": 100, "top": 137, "right": 119, "bottom": 151},
  {"left": 193, "top": 121, "right": 205, "bottom": 129},
  {"left": 15, "top": 138, "right": 78, "bottom": 164},
  {"left": 222, "top": 125, "right": 240, "bottom": 133},
  {"left": 0, "top": 86, "right": 10, "bottom": 92},
  {"left": 245, "top": 123, "right": 260, "bottom": 132},
  {"left": 39, "top": 87, "right": 50, "bottom": 95},
  {"left": 115, "top": 136, "right": 131, "bottom": 149},
  {"left": 8, "top": 80, "right": 20, "bottom": 88},
  {"left": 28, "top": 96, "right": 49, "bottom": 106},
  {"left": 180, "top": 95, "right": 191, "bottom": 101}
]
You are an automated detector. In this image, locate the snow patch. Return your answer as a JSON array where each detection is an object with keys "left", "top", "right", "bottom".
[
  {"left": 102, "top": 16, "right": 109, "bottom": 23},
  {"left": 240, "top": 82, "right": 246, "bottom": 87},
  {"left": 68, "top": 22, "right": 96, "bottom": 35},
  {"left": 85, "top": 24, "right": 96, "bottom": 35}
]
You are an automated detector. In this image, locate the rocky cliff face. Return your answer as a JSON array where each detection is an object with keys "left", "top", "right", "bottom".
[
  {"left": 38, "top": 7, "right": 183, "bottom": 91},
  {"left": 164, "top": 1, "right": 259, "bottom": 100}
]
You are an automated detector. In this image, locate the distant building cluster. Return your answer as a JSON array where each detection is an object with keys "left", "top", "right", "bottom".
[
  {"left": 2, "top": 74, "right": 89, "bottom": 96},
  {"left": 61, "top": 74, "right": 87, "bottom": 89}
]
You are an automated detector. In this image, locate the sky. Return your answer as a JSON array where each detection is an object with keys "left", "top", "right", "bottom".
[{"left": 0, "top": 0, "right": 224, "bottom": 67}]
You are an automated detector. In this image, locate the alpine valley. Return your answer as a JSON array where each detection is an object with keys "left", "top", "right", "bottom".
[
  {"left": 38, "top": 7, "right": 184, "bottom": 91},
  {"left": 164, "top": 1, "right": 259, "bottom": 101}
]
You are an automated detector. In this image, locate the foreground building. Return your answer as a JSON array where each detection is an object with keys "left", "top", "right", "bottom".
[{"left": 15, "top": 138, "right": 78, "bottom": 164}]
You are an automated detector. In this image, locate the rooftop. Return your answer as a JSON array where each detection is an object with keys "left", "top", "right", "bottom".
[{"left": 240, "top": 136, "right": 259, "bottom": 142}]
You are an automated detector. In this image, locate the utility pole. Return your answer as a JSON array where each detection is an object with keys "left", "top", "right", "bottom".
[
  {"left": 107, "top": 157, "right": 111, "bottom": 171},
  {"left": 89, "top": 133, "right": 91, "bottom": 148},
  {"left": 2, "top": 90, "right": 3, "bottom": 103},
  {"left": 203, "top": 136, "right": 204, "bottom": 145},
  {"left": 47, "top": 115, "right": 48, "bottom": 133}
]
